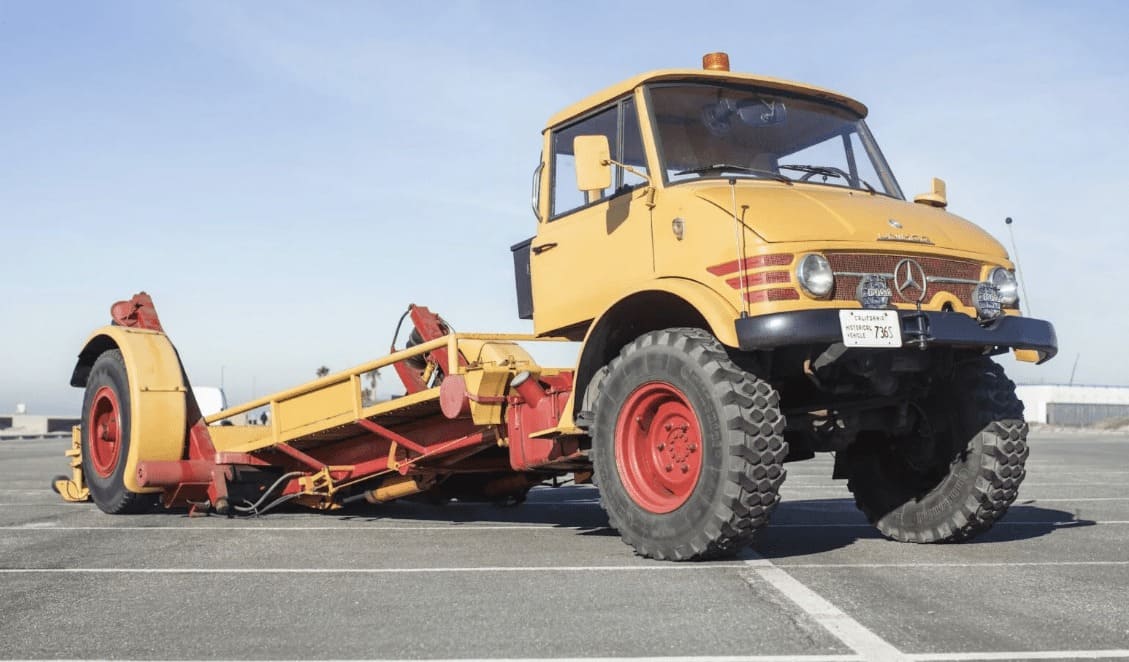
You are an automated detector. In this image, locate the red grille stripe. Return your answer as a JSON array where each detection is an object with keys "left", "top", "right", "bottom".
[
  {"left": 707, "top": 253, "right": 793, "bottom": 277},
  {"left": 725, "top": 270, "right": 791, "bottom": 290}
]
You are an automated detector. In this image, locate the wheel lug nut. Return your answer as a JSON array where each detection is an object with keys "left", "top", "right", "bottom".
[
  {"left": 657, "top": 443, "right": 665, "bottom": 451},
  {"left": 681, "top": 464, "right": 689, "bottom": 473},
  {"left": 664, "top": 464, "right": 673, "bottom": 472},
  {"left": 664, "top": 423, "right": 673, "bottom": 431},
  {"left": 688, "top": 443, "right": 697, "bottom": 452}
]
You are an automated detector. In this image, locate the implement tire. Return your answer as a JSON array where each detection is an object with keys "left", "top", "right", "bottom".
[
  {"left": 591, "top": 328, "right": 787, "bottom": 561},
  {"left": 845, "top": 357, "right": 1027, "bottom": 543},
  {"left": 80, "top": 350, "right": 153, "bottom": 514}
]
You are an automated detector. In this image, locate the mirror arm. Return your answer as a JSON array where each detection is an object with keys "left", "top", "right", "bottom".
[
  {"left": 601, "top": 158, "right": 657, "bottom": 209},
  {"left": 601, "top": 158, "right": 652, "bottom": 187}
]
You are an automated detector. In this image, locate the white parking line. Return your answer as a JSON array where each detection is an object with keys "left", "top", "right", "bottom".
[
  {"left": 0, "top": 565, "right": 744, "bottom": 574},
  {"left": 780, "top": 483, "right": 1128, "bottom": 489},
  {"left": 778, "top": 561, "right": 1129, "bottom": 569},
  {"left": 1018, "top": 497, "right": 1129, "bottom": 502},
  {"left": 0, "top": 524, "right": 603, "bottom": 531},
  {"left": 764, "top": 520, "right": 1127, "bottom": 528},
  {"left": 0, "top": 657, "right": 863, "bottom": 662},
  {"left": 10, "top": 654, "right": 1128, "bottom": 662},
  {"left": 742, "top": 553, "right": 907, "bottom": 662},
  {"left": 6, "top": 559, "right": 1128, "bottom": 574},
  {"left": 2, "top": 520, "right": 1127, "bottom": 532},
  {"left": 909, "top": 651, "right": 1129, "bottom": 660},
  {"left": 1018, "top": 483, "right": 1127, "bottom": 487}
]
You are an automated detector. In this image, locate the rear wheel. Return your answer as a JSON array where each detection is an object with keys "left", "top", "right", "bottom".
[
  {"left": 81, "top": 350, "right": 153, "bottom": 514},
  {"left": 845, "top": 357, "right": 1027, "bottom": 542},
  {"left": 591, "top": 328, "right": 787, "bottom": 561}
]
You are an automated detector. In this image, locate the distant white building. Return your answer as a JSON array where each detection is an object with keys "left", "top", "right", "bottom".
[
  {"left": 0, "top": 414, "right": 81, "bottom": 436},
  {"left": 1015, "top": 384, "right": 1129, "bottom": 425}
]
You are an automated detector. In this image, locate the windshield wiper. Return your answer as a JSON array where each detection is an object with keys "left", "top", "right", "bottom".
[
  {"left": 780, "top": 164, "right": 878, "bottom": 194},
  {"left": 675, "top": 164, "right": 793, "bottom": 184}
]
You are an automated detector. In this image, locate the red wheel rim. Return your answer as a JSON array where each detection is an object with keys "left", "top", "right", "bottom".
[
  {"left": 614, "top": 381, "right": 704, "bottom": 513},
  {"left": 88, "top": 386, "right": 122, "bottom": 478}
]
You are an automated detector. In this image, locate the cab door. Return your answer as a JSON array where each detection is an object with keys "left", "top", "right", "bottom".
[{"left": 530, "top": 97, "right": 653, "bottom": 337}]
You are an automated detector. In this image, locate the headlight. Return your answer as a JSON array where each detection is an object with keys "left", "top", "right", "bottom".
[
  {"left": 989, "top": 267, "right": 1019, "bottom": 305},
  {"left": 796, "top": 253, "right": 834, "bottom": 298}
]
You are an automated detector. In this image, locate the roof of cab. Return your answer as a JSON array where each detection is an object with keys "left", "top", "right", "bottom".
[{"left": 544, "top": 68, "right": 868, "bottom": 130}]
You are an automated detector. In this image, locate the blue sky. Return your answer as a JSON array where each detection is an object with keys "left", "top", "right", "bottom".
[{"left": 2, "top": 1, "right": 1127, "bottom": 414}]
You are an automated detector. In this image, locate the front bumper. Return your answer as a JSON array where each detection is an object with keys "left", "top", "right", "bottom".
[{"left": 735, "top": 309, "right": 1057, "bottom": 363}]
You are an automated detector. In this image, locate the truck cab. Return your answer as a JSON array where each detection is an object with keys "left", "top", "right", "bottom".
[{"left": 516, "top": 53, "right": 1054, "bottom": 413}]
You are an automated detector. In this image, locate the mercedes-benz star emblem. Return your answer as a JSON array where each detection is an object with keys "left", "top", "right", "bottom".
[
  {"left": 888, "top": 218, "right": 902, "bottom": 228},
  {"left": 893, "top": 258, "right": 928, "bottom": 303}
]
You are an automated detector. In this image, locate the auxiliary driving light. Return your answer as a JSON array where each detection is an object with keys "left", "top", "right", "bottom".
[
  {"left": 856, "top": 274, "right": 892, "bottom": 309},
  {"left": 797, "top": 253, "right": 834, "bottom": 298},
  {"left": 973, "top": 282, "right": 1004, "bottom": 320},
  {"left": 989, "top": 267, "right": 1019, "bottom": 306}
]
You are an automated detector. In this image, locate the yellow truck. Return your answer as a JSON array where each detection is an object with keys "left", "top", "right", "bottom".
[{"left": 56, "top": 53, "right": 1056, "bottom": 561}]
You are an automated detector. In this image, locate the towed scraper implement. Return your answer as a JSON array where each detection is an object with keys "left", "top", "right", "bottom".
[{"left": 56, "top": 293, "right": 585, "bottom": 516}]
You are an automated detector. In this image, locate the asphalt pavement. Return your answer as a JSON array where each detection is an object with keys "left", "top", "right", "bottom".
[{"left": 1, "top": 430, "right": 1127, "bottom": 661}]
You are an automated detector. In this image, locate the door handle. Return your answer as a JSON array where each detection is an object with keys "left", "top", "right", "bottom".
[{"left": 531, "top": 242, "right": 558, "bottom": 255}]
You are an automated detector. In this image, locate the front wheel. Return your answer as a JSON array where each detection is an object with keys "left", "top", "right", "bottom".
[
  {"left": 845, "top": 357, "right": 1027, "bottom": 543},
  {"left": 591, "top": 328, "right": 787, "bottom": 561}
]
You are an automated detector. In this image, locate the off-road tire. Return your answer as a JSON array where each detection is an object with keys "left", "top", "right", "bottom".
[
  {"left": 80, "top": 350, "right": 153, "bottom": 514},
  {"left": 845, "top": 357, "right": 1027, "bottom": 543},
  {"left": 591, "top": 328, "right": 787, "bottom": 561}
]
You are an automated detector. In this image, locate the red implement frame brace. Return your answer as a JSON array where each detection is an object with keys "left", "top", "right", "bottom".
[{"left": 392, "top": 305, "right": 467, "bottom": 393}]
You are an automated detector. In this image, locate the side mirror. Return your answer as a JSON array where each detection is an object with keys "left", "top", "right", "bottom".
[
  {"left": 574, "top": 135, "right": 611, "bottom": 193},
  {"left": 914, "top": 177, "right": 948, "bottom": 208}
]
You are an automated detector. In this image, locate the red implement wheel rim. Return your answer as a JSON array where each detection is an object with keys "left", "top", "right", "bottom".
[
  {"left": 88, "top": 386, "right": 122, "bottom": 478},
  {"left": 614, "top": 381, "right": 704, "bottom": 513}
]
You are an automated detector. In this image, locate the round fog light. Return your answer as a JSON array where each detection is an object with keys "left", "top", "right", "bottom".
[
  {"left": 973, "top": 282, "right": 1003, "bottom": 320},
  {"left": 856, "top": 274, "right": 892, "bottom": 309}
]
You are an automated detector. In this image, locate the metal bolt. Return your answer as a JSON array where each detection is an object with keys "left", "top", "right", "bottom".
[
  {"left": 657, "top": 443, "right": 666, "bottom": 451},
  {"left": 681, "top": 464, "right": 689, "bottom": 473},
  {"left": 688, "top": 443, "right": 698, "bottom": 452},
  {"left": 664, "top": 464, "right": 673, "bottom": 472},
  {"left": 664, "top": 422, "right": 673, "bottom": 431}
]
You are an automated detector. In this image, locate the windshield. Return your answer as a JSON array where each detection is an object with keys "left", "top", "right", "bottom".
[{"left": 648, "top": 83, "right": 904, "bottom": 198}]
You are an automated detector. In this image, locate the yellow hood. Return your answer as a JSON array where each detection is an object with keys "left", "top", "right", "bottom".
[{"left": 693, "top": 183, "right": 1007, "bottom": 257}]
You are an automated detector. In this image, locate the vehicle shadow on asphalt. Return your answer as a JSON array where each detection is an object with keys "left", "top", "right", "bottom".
[
  {"left": 325, "top": 492, "right": 1096, "bottom": 554},
  {"left": 329, "top": 485, "right": 614, "bottom": 532},
  {"left": 754, "top": 498, "right": 1098, "bottom": 558}
]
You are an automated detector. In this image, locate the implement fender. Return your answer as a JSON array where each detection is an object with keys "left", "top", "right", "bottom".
[{"left": 72, "top": 326, "right": 188, "bottom": 493}]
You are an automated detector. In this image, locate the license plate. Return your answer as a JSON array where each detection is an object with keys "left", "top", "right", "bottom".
[{"left": 839, "top": 310, "right": 902, "bottom": 348}]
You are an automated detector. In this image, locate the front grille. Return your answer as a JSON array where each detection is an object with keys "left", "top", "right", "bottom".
[{"left": 825, "top": 252, "right": 982, "bottom": 306}]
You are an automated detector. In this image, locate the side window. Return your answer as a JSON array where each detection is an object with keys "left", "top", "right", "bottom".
[
  {"left": 618, "top": 98, "right": 649, "bottom": 192},
  {"left": 551, "top": 106, "right": 617, "bottom": 217}
]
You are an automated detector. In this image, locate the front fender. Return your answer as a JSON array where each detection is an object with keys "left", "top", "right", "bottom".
[
  {"left": 631, "top": 277, "right": 742, "bottom": 347},
  {"left": 73, "top": 326, "right": 188, "bottom": 493},
  {"left": 556, "top": 277, "right": 741, "bottom": 431}
]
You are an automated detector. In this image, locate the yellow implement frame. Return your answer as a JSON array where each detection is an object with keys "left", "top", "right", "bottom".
[{"left": 205, "top": 333, "right": 571, "bottom": 456}]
